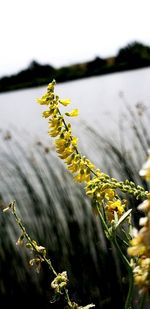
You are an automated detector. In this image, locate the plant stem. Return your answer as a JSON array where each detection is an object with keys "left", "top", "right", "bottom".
[
  {"left": 6, "top": 202, "right": 77, "bottom": 308},
  {"left": 12, "top": 202, "right": 58, "bottom": 276},
  {"left": 113, "top": 236, "right": 133, "bottom": 309},
  {"left": 96, "top": 205, "right": 111, "bottom": 238},
  {"left": 124, "top": 271, "right": 134, "bottom": 309},
  {"left": 138, "top": 292, "right": 147, "bottom": 309}
]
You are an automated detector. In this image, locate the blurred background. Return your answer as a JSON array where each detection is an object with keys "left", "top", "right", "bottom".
[{"left": 0, "top": 0, "right": 150, "bottom": 308}]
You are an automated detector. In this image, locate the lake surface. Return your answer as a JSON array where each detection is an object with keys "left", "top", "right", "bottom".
[{"left": 0, "top": 67, "right": 150, "bottom": 142}]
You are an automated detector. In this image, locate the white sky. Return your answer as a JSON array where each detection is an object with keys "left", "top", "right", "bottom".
[{"left": 0, "top": 0, "right": 150, "bottom": 77}]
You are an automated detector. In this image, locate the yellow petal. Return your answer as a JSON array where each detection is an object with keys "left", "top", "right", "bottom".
[
  {"left": 65, "top": 109, "right": 79, "bottom": 117},
  {"left": 60, "top": 99, "right": 71, "bottom": 106}
]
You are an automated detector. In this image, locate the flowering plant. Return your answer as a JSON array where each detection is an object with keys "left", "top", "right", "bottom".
[{"left": 4, "top": 80, "right": 150, "bottom": 308}]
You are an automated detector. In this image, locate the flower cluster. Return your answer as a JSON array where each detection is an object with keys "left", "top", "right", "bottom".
[
  {"left": 37, "top": 81, "right": 149, "bottom": 224},
  {"left": 37, "top": 80, "right": 95, "bottom": 184},
  {"left": 128, "top": 197, "right": 150, "bottom": 293},
  {"left": 86, "top": 174, "right": 126, "bottom": 222},
  {"left": 128, "top": 151, "right": 150, "bottom": 294},
  {"left": 51, "top": 271, "right": 68, "bottom": 295}
]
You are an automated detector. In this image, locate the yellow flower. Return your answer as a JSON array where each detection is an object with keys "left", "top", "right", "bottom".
[
  {"left": 51, "top": 271, "right": 68, "bottom": 294},
  {"left": 103, "top": 188, "right": 115, "bottom": 200},
  {"left": 59, "top": 99, "right": 71, "bottom": 106},
  {"left": 48, "top": 127, "right": 62, "bottom": 137},
  {"left": 58, "top": 148, "right": 75, "bottom": 159},
  {"left": 37, "top": 93, "right": 50, "bottom": 105},
  {"left": 74, "top": 168, "right": 91, "bottom": 183},
  {"left": 128, "top": 234, "right": 147, "bottom": 257},
  {"left": 128, "top": 203, "right": 150, "bottom": 259},
  {"left": 133, "top": 257, "right": 150, "bottom": 293},
  {"left": 105, "top": 199, "right": 125, "bottom": 222},
  {"left": 42, "top": 110, "right": 51, "bottom": 118},
  {"left": 139, "top": 150, "right": 150, "bottom": 180},
  {"left": 65, "top": 109, "right": 79, "bottom": 117}
]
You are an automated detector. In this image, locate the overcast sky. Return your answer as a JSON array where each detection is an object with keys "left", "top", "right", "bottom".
[{"left": 0, "top": 0, "right": 150, "bottom": 77}]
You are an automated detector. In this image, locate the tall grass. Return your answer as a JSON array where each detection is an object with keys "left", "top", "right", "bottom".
[
  {"left": 0, "top": 100, "right": 149, "bottom": 308},
  {"left": 0, "top": 130, "right": 124, "bottom": 309}
]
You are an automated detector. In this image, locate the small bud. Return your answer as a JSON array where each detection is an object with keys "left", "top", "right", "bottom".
[{"left": 16, "top": 233, "right": 25, "bottom": 246}]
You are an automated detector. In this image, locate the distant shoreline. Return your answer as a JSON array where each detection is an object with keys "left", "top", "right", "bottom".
[
  {"left": 0, "top": 63, "right": 150, "bottom": 94},
  {"left": 1, "top": 41, "right": 150, "bottom": 93}
]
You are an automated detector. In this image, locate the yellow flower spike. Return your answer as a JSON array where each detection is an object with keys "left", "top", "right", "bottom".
[
  {"left": 59, "top": 99, "right": 71, "bottom": 106},
  {"left": 65, "top": 109, "right": 79, "bottom": 117}
]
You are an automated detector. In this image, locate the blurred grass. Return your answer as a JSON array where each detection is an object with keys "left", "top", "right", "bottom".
[
  {"left": 0, "top": 100, "right": 150, "bottom": 308},
  {"left": 0, "top": 131, "right": 124, "bottom": 309}
]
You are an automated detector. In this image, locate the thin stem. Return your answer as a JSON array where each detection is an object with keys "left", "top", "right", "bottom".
[
  {"left": 7, "top": 202, "right": 75, "bottom": 307},
  {"left": 12, "top": 202, "right": 57, "bottom": 276},
  {"left": 138, "top": 292, "right": 147, "bottom": 309},
  {"left": 114, "top": 236, "right": 131, "bottom": 270},
  {"left": 96, "top": 205, "right": 111, "bottom": 239},
  {"left": 113, "top": 236, "right": 133, "bottom": 309},
  {"left": 96, "top": 203, "right": 134, "bottom": 309},
  {"left": 124, "top": 272, "right": 134, "bottom": 309}
]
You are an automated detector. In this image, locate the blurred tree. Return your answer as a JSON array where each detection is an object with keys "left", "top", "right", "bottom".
[{"left": 116, "top": 41, "right": 150, "bottom": 67}]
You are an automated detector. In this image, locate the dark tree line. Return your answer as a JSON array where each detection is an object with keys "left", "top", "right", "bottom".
[{"left": 1, "top": 41, "right": 150, "bottom": 92}]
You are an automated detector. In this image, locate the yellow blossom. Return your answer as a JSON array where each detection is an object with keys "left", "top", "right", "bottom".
[
  {"left": 37, "top": 93, "right": 50, "bottom": 105},
  {"left": 128, "top": 233, "right": 147, "bottom": 257},
  {"left": 59, "top": 99, "right": 71, "bottom": 106},
  {"left": 133, "top": 257, "right": 150, "bottom": 293},
  {"left": 42, "top": 110, "right": 51, "bottom": 118},
  {"left": 65, "top": 109, "right": 79, "bottom": 117},
  {"left": 128, "top": 192, "right": 150, "bottom": 293},
  {"left": 105, "top": 199, "right": 125, "bottom": 222},
  {"left": 139, "top": 150, "right": 150, "bottom": 180}
]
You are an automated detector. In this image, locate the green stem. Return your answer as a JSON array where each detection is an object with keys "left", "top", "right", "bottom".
[
  {"left": 9, "top": 202, "right": 75, "bottom": 307},
  {"left": 124, "top": 271, "right": 134, "bottom": 309},
  {"left": 113, "top": 237, "right": 133, "bottom": 309},
  {"left": 12, "top": 203, "right": 57, "bottom": 276},
  {"left": 138, "top": 292, "right": 147, "bottom": 309},
  {"left": 96, "top": 205, "right": 111, "bottom": 239},
  {"left": 114, "top": 236, "right": 131, "bottom": 270}
]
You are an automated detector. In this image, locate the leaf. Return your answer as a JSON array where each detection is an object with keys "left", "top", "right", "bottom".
[{"left": 116, "top": 209, "right": 132, "bottom": 228}]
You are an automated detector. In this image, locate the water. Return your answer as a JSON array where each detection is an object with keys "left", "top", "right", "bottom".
[{"left": 0, "top": 67, "right": 150, "bottom": 141}]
